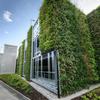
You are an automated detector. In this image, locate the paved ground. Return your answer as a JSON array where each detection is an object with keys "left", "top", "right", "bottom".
[
  {"left": 30, "top": 81, "right": 100, "bottom": 100},
  {"left": 0, "top": 83, "right": 21, "bottom": 100}
]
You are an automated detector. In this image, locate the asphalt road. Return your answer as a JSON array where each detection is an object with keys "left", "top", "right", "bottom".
[{"left": 0, "top": 83, "right": 21, "bottom": 100}]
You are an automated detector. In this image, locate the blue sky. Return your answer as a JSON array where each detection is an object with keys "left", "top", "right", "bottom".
[
  {"left": 0, "top": 0, "right": 42, "bottom": 52},
  {"left": 0, "top": 0, "right": 100, "bottom": 53}
]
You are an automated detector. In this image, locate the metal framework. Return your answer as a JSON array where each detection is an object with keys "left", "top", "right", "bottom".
[{"left": 30, "top": 19, "right": 58, "bottom": 94}]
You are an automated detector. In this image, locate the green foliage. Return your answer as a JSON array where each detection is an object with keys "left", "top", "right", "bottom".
[
  {"left": 39, "top": 0, "right": 98, "bottom": 96},
  {"left": 19, "top": 46, "right": 22, "bottom": 75},
  {"left": 15, "top": 58, "right": 18, "bottom": 73},
  {"left": 87, "top": 6, "right": 100, "bottom": 78},
  {"left": 0, "top": 74, "right": 32, "bottom": 94},
  {"left": 16, "top": 40, "right": 25, "bottom": 76},
  {"left": 16, "top": 46, "right": 21, "bottom": 75},
  {"left": 75, "top": 8, "right": 98, "bottom": 82},
  {"left": 24, "top": 27, "right": 32, "bottom": 80},
  {"left": 81, "top": 87, "right": 100, "bottom": 100},
  {"left": 21, "top": 40, "right": 25, "bottom": 76}
]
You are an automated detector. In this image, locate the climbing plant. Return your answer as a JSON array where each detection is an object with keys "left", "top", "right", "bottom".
[{"left": 39, "top": 0, "right": 98, "bottom": 96}]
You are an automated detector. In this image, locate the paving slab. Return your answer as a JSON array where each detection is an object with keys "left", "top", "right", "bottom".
[{"left": 29, "top": 81, "right": 100, "bottom": 100}]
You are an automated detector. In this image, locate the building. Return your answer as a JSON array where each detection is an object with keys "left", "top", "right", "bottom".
[
  {"left": 17, "top": 0, "right": 99, "bottom": 98},
  {"left": 0, "top": 44, "right": 17, "bottom": 74},
  {"left": 30, "top": 20, "right": 58, "bottom": 94}
]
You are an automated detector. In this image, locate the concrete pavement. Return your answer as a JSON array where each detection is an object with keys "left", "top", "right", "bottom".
[
  {"left": 0, "top": 84, "right": 20, "bottom": 100},
  {"left": 0, "top": 81, "right": 30, "bottom": 100}
]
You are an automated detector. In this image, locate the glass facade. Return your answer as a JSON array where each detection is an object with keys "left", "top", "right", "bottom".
[
  {"left": 32, "top": 51, "right": 57, "bottom": 80},
  {"left": 31, "top": 20, "right": 57, "bottom": 93}
]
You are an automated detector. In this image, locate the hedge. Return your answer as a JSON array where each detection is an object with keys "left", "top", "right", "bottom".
[
  {"left": 39, "top": 0, "right": 98, "bottom": 96},
  {"left": 87, "top": 6, "right": 100, "bottom": 78},
  {"left": 24, "top": 26, "right": 32, "bottom": 80}
]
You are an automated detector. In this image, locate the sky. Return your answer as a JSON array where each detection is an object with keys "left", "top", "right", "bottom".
[{"left": 0, "top": 0, "right": 100, "bottom": 53}]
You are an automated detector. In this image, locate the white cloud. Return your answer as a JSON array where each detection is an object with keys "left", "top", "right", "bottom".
[
  {"left": 71, "top": 0, "right": 100, "bottom": 14},
  {"left": 3, "top": 11, "right": 13, "bottom": 22}
]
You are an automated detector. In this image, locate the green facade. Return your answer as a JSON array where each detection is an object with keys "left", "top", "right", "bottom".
[
  {"left": 16, "top": 46, "right": 21, "bottom": 74},
  {"left": 39, "top": 0, "right": 98, "bottom": 96},
  {"left": 87, "top": 6, "right": 100, "bottom": 78},
  {"left": 16, "top": 27, "right": 32, "bottom": 80},
  {"left": 21, "top": 40, "right": 25, "bottom": 76},
  {"left": 24, "top": 26, "right": 32, "bottom": 80},
  {"left": 16, "top": 40, "right": 25, "bottom": 76},
  {"left": 16, "top": 0, "right": 100, "bottom": 97}
]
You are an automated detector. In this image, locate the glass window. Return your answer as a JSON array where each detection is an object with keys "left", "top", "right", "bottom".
[
  {"left": 32, "top": 59, "right": 35, "bottom": 78},
  {"left": 34, "top": 38, "right": 37, "bottom": 54},
  {"left": 32, "top": 51, "right": 57, "bottom": 80},
  {"left": 33, "top": 36, "right": 40, "bottom": 55},
  {"left": 38, "top": 56, "right": 41, "bottom": 77},
  {"left": 50, "top": 54, "right": 53, "bottom": 79},
  {"left": 37, "top": 37, "right": 39, "bottom": 48},
  {"left": 33, "top": 41, "right": 34, "bottom": 57},
  {"left": 42, "top": 54, "right": 48, "bottom": 78}
]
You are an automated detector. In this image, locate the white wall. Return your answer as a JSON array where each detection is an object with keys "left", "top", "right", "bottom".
[{"left": 0, "top": 44, "right": 17, "bottom": 74}]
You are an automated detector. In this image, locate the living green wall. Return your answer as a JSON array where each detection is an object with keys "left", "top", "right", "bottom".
[
  {"left": 16, "top": 40, "right": 25, "bottom": 76},
  {"left": 39, "top": 0, "right": 98, "bottom": 96},
  {"left": 19, "top": 46, "right": 23, "bottom": 76},
  {"left": 21, "top": 40, "right": 25, "bottom": 76},
  {"left": 18, "top": 41, "right": 25, "bottom": 76},
  {"left": 16, "top": 46, "right": 21, "bottom": 74},
  {"left": 87, "top": 6, "right": 100, "bottom": 78},
  {"left": 15, "top": 58, "right": 18, "bottom": 73},
  {"left": 24, "top": 26, "right": 32, "bottom": 80}
]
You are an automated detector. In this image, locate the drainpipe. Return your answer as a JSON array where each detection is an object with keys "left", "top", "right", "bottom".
[{"left": 56, "top": 50, "right": 60, "bottom": 98}]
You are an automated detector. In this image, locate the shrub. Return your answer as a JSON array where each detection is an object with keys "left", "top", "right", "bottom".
[
  {"left": 0, "top": 74, "right": 32, "bottom": 94},
  {"left": 81, "top": 88, "right": 100, "bottom": 100}
]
